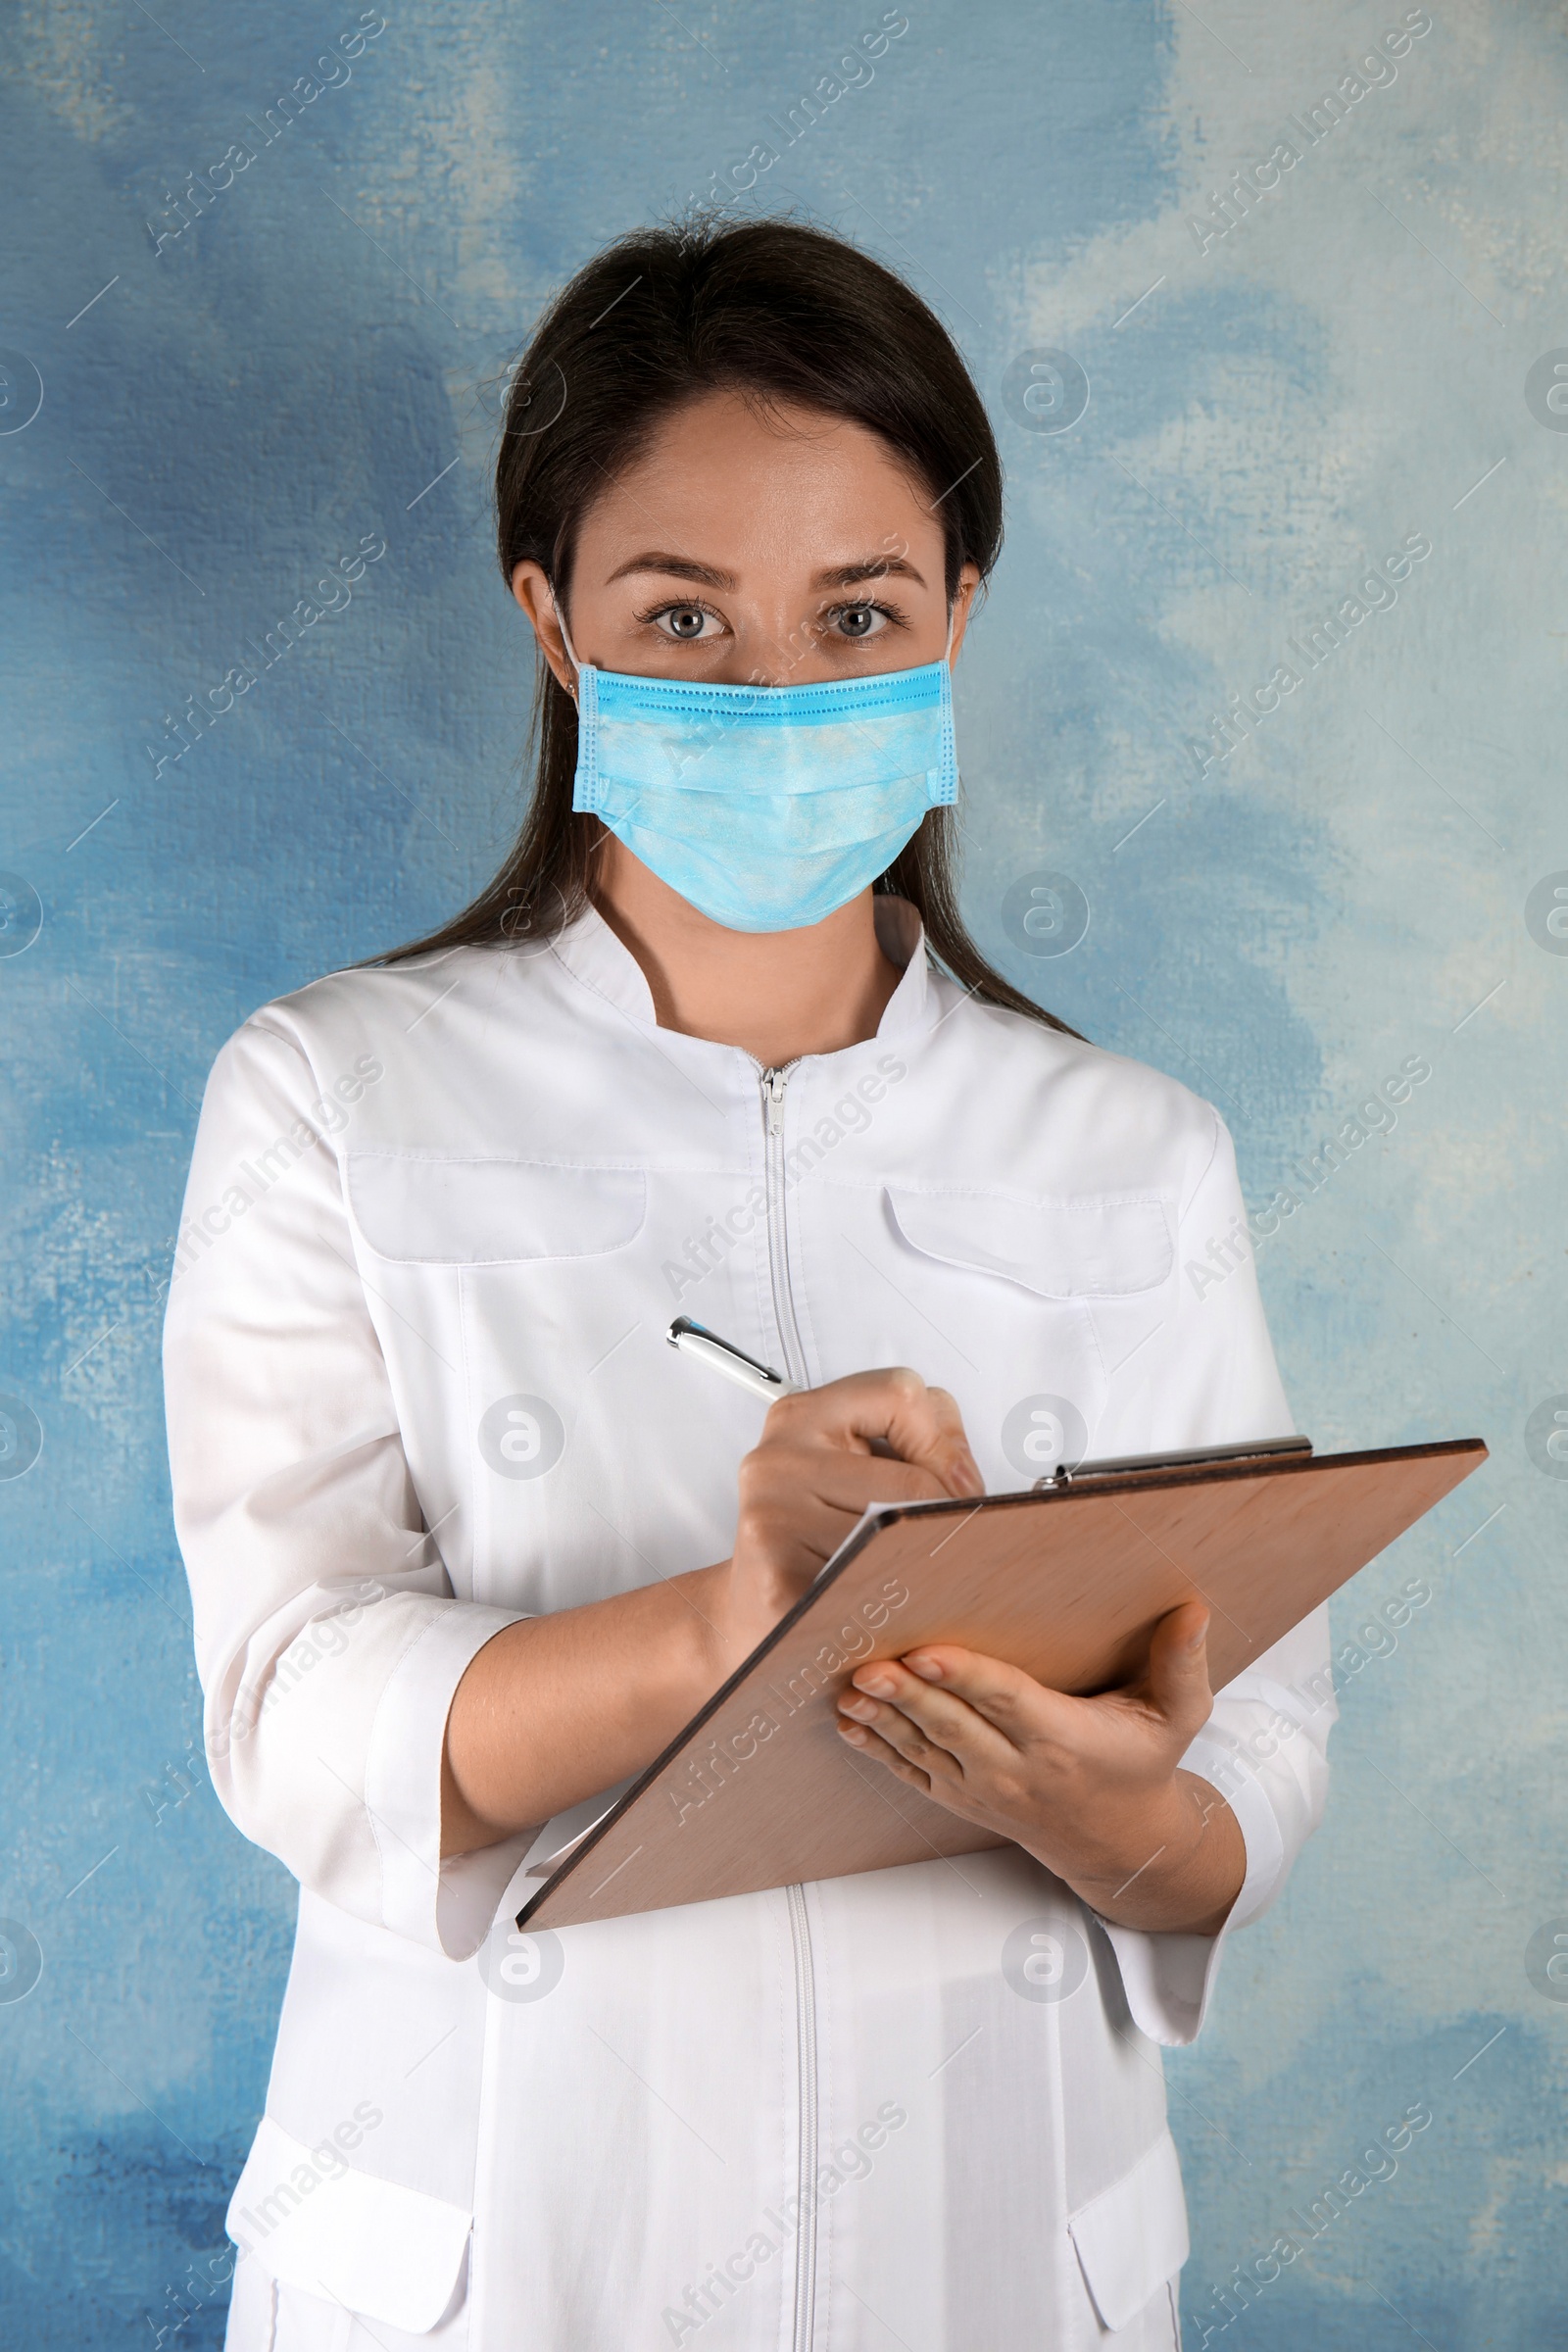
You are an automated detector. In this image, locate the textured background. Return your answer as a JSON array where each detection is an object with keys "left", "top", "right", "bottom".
[{"left": 2, "top": 2, "right": 1565, "bottom": 2344}]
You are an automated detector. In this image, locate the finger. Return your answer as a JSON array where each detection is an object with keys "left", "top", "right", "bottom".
[
  {"left": 1137, "top": 1603, "right": 1215, "bottom": 1737},
  {"left": 841, "top": 1661, "right": 1011, "bottom": 1775},
  {"left": 904, "top": 1382, "right": 985, "bottom": 1498},
  {"left": 835, "top": 1713, "right": 933, "bottom": 1794},
  {"left": 837, "top": 1684, "right": 966, "bottom": 1781},
  {"left": 782, "top": 1445, "right": 955, "bottom": 1513},
  {"left": 738, "top": 1444, "right": 953, "bottom": 1542},
  {"left": 845, "top": 1694, "right": 960, "bottom": 1781},
  {"left": 894, "top": 1644, "right": 1065, "bottom": 1747},
  {"left": 764, "top": 1369, "right": 984, "bottom": 1499}
]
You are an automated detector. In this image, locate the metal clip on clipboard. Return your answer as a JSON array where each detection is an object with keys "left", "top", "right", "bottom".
[{"left": 1032, "top": 1434, "right": 1313, "bottom": 1489}]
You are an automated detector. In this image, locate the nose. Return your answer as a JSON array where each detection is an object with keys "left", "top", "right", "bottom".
[{"left": 710, "top": 609, "right": 828, "bottom": 690}]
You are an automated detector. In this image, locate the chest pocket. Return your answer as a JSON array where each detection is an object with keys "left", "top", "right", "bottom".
[
  {"left": 884, "top": 1185, "right": 1174, "bottom": 1298},
  {"left": 346, "top": 1153, "right": 647, "bottom": 1266}
]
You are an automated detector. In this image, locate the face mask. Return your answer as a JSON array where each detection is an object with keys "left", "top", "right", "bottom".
[{"left": 554, "top": 604, "right": 957, "bottom": 934}]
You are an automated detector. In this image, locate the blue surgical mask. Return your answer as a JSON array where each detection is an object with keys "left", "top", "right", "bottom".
[{"left": 555, "top": 605, "right": 958, "bottom": 933}]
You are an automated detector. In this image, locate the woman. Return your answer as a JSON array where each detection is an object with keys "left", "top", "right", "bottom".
[{"left": 166, "top": 218, "right": 1333, "bottom": 2351}]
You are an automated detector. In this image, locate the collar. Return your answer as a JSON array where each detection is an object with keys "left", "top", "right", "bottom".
[
  {"left": 544, "top": 899, "right": 660, "bottom": 1024},
  {"left": 545, "top": 894, "right": 940, "bottom": 1048},
  {"left": 870, "top": 894, "right": 936, "bottom": 1039}
]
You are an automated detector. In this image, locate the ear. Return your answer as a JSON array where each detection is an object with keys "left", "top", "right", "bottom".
[
  {"left": 511, "top": 560, "right": 576, "bottom": 698},
  {"left": 947, "top": 562, "right": 982, "bottom": 665}
]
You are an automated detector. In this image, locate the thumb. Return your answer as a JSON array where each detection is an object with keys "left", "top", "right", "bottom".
[{"left": 1143, "top": 1601, "right": 1215, "bottom": 1734}]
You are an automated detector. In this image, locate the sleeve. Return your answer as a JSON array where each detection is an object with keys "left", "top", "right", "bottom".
[
  {"left": 1095, "top": 1109, "right": 1336, "bottom": 2046},
  {"left": 162, "top": 1017, "right": 535, "bottom": 1961}
]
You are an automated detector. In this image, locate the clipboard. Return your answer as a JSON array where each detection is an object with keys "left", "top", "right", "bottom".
[{"left": 516, "top": 1433, "right": 1487, "bottom": 1933}]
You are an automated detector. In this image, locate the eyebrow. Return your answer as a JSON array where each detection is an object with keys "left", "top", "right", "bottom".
[
  {"left": 817, "top": 556, "right": 928, "bottom": 591},
  {"left": 604, "top": 551, "right": 928, "bottom": 592}
]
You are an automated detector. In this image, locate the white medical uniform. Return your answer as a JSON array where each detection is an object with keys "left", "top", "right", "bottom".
[{"left": 163, "top": 897, "right": 1333, "bottom": 2352}]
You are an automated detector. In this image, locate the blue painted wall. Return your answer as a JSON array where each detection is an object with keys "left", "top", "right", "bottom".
[{"left": 1, "top": 3, "right": 1563, "bottom": 2342}]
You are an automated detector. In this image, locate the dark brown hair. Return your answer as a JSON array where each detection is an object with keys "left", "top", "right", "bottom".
[{"left": 382, "top": 214, "right": 1077, "bottom": 1035}]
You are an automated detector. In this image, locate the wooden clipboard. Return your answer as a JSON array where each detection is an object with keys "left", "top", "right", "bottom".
[{"left": 517, "top": 1435, "right": 1487, "bottom": 1932}]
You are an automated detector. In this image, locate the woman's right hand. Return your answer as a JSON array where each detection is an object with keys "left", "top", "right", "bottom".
[
  {"left": 444, "top": 1367, "right": 983, "bottom": 1856},
  {"left": 698, "top": 1368, "right": 986, "bottom": 1678}
]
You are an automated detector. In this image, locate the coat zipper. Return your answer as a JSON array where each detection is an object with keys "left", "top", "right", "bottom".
[
  {"left": 760, "top": 1064, "right": 819, "bottom": 2350},
  {"left": 760, "top": 1064, "right": 808, "bottom": 1388},
  {"left": 786, "top": 1883, "right": 819, "bottom": 2352}
]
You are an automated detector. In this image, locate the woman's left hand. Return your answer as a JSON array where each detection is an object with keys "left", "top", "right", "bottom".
[{"left": 834, "top": 1600, "right": 1247, "bottom": 1936}]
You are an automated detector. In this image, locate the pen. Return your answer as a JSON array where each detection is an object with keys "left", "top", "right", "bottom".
[
  {"left": 665, "top": 1316, "right": 802, "bottom": 1403},
  {"left": 665, "top": 1316, "right": 901, "bottom": 1456}
]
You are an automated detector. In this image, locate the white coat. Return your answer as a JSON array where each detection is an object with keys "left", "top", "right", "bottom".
[{"left": 163, "top": 896, "right": 1334, "bottom": 2352}]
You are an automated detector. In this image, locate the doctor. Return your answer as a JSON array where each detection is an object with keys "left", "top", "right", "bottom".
[{"left": 166, "top": 216, "right": 1332, "bottom": 2352}]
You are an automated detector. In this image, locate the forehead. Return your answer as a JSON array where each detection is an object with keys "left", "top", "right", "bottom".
[{"left": 573, "top": 389, "right": 945, "bottom": 578}]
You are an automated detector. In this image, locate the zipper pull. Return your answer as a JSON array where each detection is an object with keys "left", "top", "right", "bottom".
[{"left": 761, "top": 1067, "right": 787, "bottom": 1136}]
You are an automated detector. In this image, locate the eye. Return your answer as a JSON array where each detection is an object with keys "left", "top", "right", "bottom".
[
  {"left": 828, "top": 603, "right": 891, "bottom": 641},
  {"left": 652, "top": 603, "right": 721, "bottom": 641}
]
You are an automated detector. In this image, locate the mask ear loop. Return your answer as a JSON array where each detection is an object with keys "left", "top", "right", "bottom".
[
  {"left": 934, "top": 594, "right": 959, "bottom": 804},
  {"left": 550, "top": 585, "right": 607, "bottom": 816},
  {"left": 547, "top": 584, "right": 581, "bottom": 702}
]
